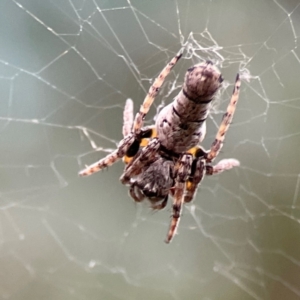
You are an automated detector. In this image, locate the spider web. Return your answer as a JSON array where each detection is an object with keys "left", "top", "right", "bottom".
[{"left": 1, "top": 0, "right": 300, "bottom": 299}]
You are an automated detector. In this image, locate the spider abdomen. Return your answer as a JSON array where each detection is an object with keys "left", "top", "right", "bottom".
[{"left": 156, "top": 61, "right": 223, "bottom": 153}]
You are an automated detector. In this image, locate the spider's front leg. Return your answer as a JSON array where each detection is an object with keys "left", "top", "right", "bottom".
[
  {"left": 206, "top": 73, "right": 241, "bottom": 163},
  {"left": 79, "top": 134, "right": 137, "bottom": 176},
  {"left": 165, "top": 153, "right": 193, "bottom": 243},
  {"left": 133, "top": 48, "right": 183, "bottom": 135},
  {"left": 79, "top": 125, "right": 157, "bottom": 176},
  {"left": 120, "top": 137, "right": 161, "bottom": 184},
  {"left": 79, "top": 99, "right": 137, "bottom": 176}
]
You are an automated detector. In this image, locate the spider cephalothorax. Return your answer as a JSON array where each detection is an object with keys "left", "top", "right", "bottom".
[
  {"left": 128, "top": 156, "right": 175, "bottom": 209},
  {"left": 79, "top": 49, "right": 241, "bottom": 243}
]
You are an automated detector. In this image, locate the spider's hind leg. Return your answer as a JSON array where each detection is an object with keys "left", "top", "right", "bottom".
[
  {"left": 206, "top": 73, "right": 241, "bottom": 162},
  {"left": 133, "top": 48, "right": 184, "bottom": 135}
]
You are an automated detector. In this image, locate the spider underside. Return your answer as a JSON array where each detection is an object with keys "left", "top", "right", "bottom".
[{"left": 79, "top": 49, "right": 241, "bottom": 243}]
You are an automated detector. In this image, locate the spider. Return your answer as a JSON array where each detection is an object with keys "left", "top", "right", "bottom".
[{"left": 79, "top": 48, "right": 241, "bottom": 243}]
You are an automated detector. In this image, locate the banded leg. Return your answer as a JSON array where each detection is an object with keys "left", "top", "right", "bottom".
[
  {"left": 80, "top": 99, "right": 135, "bottom": 176},
  {"left": 183, "top": 159, "right": 205, "bottom": 203},
  {"left": 183, "top": 158, "right": 239, "bottom": 203},
  {"left": 206, "top": 74, "right": 241, "bottom": 162},
  {"left": 166, "top": 153, "right": 192, "bottom": 243},
  {"left": 80, "top": 125, "right": 158, "bottom": 176},
  {"left": 133, "top": 48, "right": 184, "bottom": 135},
  {"left": 206, "top": 158, "right": 240, "bottom": 175},
  {"left": 79, "top": 134, "right": 135, "bottom": 176}
]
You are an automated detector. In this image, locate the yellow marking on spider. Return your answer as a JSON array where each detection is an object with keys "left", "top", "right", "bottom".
[
  {"left": 186, "top": 181, "right": 193, "bottom": 190},
  {"left": 123, "top": 128, "right": 157, "bottom": 164},
  {"left": 123, "top": 156, "right": 132, "bottom": 164},
  {"left": 187, "top": 147, "right": 199, "bottom": 156}
]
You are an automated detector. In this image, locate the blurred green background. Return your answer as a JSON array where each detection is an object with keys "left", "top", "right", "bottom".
[{"left": 1, "top": 0, "right": 300, "bottom": 299}]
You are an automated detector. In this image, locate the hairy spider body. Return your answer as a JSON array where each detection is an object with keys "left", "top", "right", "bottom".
[
  {"left": 79, "top": 49, "right": 241, "bottom": 243},
  {"left": 129, "top": 156, "right": 175, "bottom": 206}
]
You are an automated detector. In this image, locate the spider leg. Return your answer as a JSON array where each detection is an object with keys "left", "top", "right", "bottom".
[
  {"left": 206, "top": 74, "right": 241, "bottom": 162},
  {"left": 133, "top": 48, "right": 184, "bottom": 135},
  {"left": 121, "top": 99, "right": 136, "bottom": 165},
  {"left": 122, "top": 99, "right": 134, "bottom": 137},
  {"left": 151, "top": 195, "right": 168, "bottom": 211},
  {"left": 120, "top": 137, "right": 160, "bottom": 184},
  {"left": 80, "top": 126, "right": 156, "bottom": 177},
  {"left": 79, "top": 134, "right": 135, "bottom": 176},
  {"left": 183, "top": 152, "right": 239, "bottom": 203},
  {"left": 206, "top": 158, "right": 240, "bottom": 175},
  {"left": 79, "top": 99, "right": 136, "bottom": 176},
  {"left": 183, "top": 159, "right": 205, "bottom": 203},
  {"left": 129, "top": 182, "right": 145, "bottom": 203},
  {"left": 165, "top": 153, "right": 192, "bottom": 243}
]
